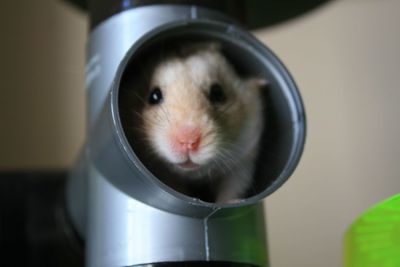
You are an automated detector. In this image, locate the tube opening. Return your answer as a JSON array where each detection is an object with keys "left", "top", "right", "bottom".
[{"left": 115, "top": 22, "right": 305, "bottom": 205}]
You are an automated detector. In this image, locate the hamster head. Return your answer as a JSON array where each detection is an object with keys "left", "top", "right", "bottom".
[{"left": 141, "top": 44, "right": 266, "bottom": 179}]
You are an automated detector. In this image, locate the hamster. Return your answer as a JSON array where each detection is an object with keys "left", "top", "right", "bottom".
[{"left": 120, "top": 43, "right": 267, "bottom": 203}]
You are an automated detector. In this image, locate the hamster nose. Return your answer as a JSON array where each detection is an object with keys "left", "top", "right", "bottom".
[{"left": 173, "top": 126, "right": 201, "bottom": 153}]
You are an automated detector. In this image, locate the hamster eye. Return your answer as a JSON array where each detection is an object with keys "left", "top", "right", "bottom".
[
  {"left": 208, "top": 83, "right": 226, "bottom": 104},
  {"left": 148, "top": 87, "right": 163, "bottom": 105}
]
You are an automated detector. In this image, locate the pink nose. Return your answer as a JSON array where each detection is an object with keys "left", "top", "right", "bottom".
[{"left": 171, "top": 126, "right": 201, "bottom": 153}]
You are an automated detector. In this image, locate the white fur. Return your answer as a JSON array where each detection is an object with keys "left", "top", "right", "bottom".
[{"left": 142, "top": 45, "right": 265, "bottom": 203}]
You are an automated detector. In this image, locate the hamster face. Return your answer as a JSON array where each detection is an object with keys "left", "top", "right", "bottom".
[{"left": 140, "top": 46, "right": 265, "bottom": 180}]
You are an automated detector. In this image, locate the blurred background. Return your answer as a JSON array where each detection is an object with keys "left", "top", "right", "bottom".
[{"left": 1, "top": 0, "right": 400, "bottom": 266}]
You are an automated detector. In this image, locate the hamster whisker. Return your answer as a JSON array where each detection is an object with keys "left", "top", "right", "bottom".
[
  {"left": 218, "top": 152, "right": 254, "bottom": 186},
  {"left": 215, "top": 101, "right": 237, "bottom": 119},
  {"left": 214, "top": 150, "right": 237, "bottom": 174},
  {"left": 132, "top": 110, "right": 146, "bottom": 119},
  {"left": 217, "top": 148, "right": 255, "bottom": 181},
  {"left": 144, "top": 108, "right": 169, "bottom": 127},
  {"left": 220, "top": 101, "right": 236, "bottom": 113},
  {"left": 133, "top": 112, "right": 163, "bottom": 129},
  {"left": 131, "top": 90, "right": 148, "bottom": 105},
  {"left": 197, "top": 138, "right": 217, "bottom": 150},
  {"left": 216, "top": 148, "right": 241, "bottom": 168},
  {"left": 208, "top": 151, "right": 230, "bottom": 175},
  {"left": 125, "top": 92, "right": 166, "bottom": 126},
  {"left": 200, "top": 129, "right": 216, "bottom": 140},
  {"left": 124, "top": 125, "right": 147, "bottom": 134},
  {"left": 221, "top": 140, "right": 252, "bottom": 156},
  {"left": 218, "top": 140, "right": 240, "bottom": 153},
  {"left": 213, "top": 158, "right": 230, "bottom": 176},
  {"left": 158, "top": 105, "right": 172, "bottom": 127}
]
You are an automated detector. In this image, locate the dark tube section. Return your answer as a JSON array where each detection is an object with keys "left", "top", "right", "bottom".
[{"left": 87, "top": 0, "right": 331, "bottom": 30}]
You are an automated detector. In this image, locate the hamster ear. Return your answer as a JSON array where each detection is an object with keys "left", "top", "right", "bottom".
[{"left": 246, "top": 78, "right": 269, "bottom": 90}]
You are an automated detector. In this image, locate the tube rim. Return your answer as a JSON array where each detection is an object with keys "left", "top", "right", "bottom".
[{"left": 109, "top": 19, "right": 306, "bottom": 209}]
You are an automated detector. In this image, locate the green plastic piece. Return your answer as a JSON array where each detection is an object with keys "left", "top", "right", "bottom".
[{"left": 344, "top": 194, "right": 400, "bottom": 267}]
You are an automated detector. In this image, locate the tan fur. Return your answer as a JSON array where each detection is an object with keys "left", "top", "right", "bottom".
[{"left": 136, "top": 44, "right": 266, "bottom": 203}]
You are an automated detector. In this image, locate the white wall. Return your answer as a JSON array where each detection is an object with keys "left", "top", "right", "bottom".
[
  {"left": 1, "top": 0, "right": 400, "bottom": 266},
  {"left": 255, "top": 0, "right": 400, "bottom": 266}
]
